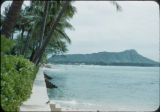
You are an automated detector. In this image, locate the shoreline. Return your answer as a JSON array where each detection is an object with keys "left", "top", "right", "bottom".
[
  {"left": 47, "top": 63, "right": 160, "bottom": 68},
  {"left": 44, "top": 66, "right": 119, "bottom": 112},
  {"left": 44, "top": 64, "right": 159, "bottom": 112},
  {"left": 20, "top": 64, "right": 159, "bottom": 111}
]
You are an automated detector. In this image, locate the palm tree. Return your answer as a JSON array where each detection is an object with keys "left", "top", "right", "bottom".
[
  {"left": 34, "top": 1, "right": 76, "bottom": 65},
  {"left": 34, "top": 1, "right": 69, "bottom": 64},
  {"left": 1, "top": 0, "right": 120, "bottom": 65},
  {"left": 1, "top": 0, "right": 24, "bottom": 38},
  {"left": 10, "top": 4, "right": 36, "bottom": 55},
  {"left": 30, "top": 1, "right": 73, "bottom": 64}
]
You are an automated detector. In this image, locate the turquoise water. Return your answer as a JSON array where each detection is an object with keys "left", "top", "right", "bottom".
[{"left": 45, "top": 65, "right": 159, "bottom": 111}]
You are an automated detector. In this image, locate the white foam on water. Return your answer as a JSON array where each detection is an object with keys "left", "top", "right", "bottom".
[
  {"left": 43, "top": 67, "right": 63, "bottom": 72},
  {"left": 52, "top": 99, "right": 78, "bottom": 105},
  {"left": 47, "top": 65, "right": 159, "bottom": 111}
]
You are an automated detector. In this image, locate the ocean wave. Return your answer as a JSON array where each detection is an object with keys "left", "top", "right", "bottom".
[
  {"left": 51, "top": 99, "right": 97, "bottom": 107},
  {"left": 52, "top": 99, "right": 78, "bottom": 105},
  {"left": 50, "top": 99, "right": 157, "bottom": 111},
  {"left": 43, "top": 67, "right": 63, "bottom": 72}
]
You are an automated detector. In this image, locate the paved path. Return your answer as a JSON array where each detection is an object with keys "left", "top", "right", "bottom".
[{"left": 20, "top": 67, "right": 51, "bottom": 111}]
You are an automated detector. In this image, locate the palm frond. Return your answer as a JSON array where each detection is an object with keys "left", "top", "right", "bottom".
[{"left": 55, "top": 28, "right": 71, "bottom": 44}]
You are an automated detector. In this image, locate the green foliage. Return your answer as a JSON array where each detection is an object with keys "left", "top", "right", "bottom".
[
  {"left": 46, "top": 39, "right": 68, "bottom": 56},
  {"left": 40, "top": 53, "right": 48, "bottom": 64},
  {"left": 1, "top": 1, "right": 76, "bottom": 64},
  {"left": 1, "top": 35, "right": 15, "bottom": 53},
  {"left": 1, "top": 55, "right": 37, "bottom": 111}
]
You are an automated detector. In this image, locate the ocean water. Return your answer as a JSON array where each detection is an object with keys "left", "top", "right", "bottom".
[{"left": 45, "top": 65, "right": 159, "bottom": 111}]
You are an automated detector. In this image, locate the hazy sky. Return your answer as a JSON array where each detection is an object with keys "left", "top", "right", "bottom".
[
  {"left": 1, "top": 1, "right": 159, "bottom": 61},
  {"left": 65, "top": 1, "right": 159, "bottom": 62}
]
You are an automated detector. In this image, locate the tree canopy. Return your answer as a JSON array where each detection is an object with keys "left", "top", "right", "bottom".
[{"left": 1, "top": 0, "right": 76, "bottom": 65}]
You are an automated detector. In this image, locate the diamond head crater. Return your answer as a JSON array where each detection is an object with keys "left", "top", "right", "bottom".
[{"left": 48, "top": 49, "right": 159, "bottom": 67}]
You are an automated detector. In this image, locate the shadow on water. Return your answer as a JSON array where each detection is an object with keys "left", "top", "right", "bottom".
[{"left": 47, "top": 75, "right": 67, "bottom": 99}]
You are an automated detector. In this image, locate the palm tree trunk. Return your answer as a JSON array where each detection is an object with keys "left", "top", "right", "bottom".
[
  {"left": 32, "top": 1, "right": 70, "bottom": 64},
  {"left": 21, "top": 29, "right": 31, "bottom": 55},
  {"left": 1, "top": 0, "right": 24, "bottom": 38},
  {"left": 39, "top": 1, "right": 49, "bottom": 48},
  {"left": 19, "top": 27, "right": 24, "bottom": 54},
  {"left": 30, "top": 1, "right": 49, "bottom": 62},
  {"left": 30, "top": 49, "right": 35, "bottom": 61}
]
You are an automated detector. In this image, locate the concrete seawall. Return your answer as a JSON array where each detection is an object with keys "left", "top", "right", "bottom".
[
  {"left": 20, "top": 67, "right": 62, "bottom": 111},
  {"left": 20, "top": 67, "right": 51, "bottom": 111}
]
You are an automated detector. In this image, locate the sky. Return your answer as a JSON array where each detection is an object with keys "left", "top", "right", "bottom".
[
  {"left": 1, "top": 1, "right": 159, "bottom": 62},
  {"left": 65, "top": 1, "right": 159, "bottom": 62}
]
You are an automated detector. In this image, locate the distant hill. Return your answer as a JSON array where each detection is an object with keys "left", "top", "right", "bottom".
[{"left": 48, "top": 49, "right": 159, "bottom": 67}]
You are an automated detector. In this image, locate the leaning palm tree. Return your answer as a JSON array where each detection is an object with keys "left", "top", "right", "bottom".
[
  {"left": 29, "top": 1, "right": 76, "bottom": 65},
  {"left": 34, "top": 1, "right": 76, "bottom": 65},
  {"left": 30, "top": 1, "right": 121, "bottom": 65}
]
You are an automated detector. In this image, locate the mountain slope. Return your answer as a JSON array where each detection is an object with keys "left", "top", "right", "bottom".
[{"left": 48, "top": 49, "right": 159, "bottom": 66}]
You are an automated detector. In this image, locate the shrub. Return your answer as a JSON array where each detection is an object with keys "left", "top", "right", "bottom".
[
  {"left": 1, "top": 55, "right": 38, "bottom": 111},
  {"left": 1, "top": 35, "right": 38, "bottom": 111},
  {"left": 1, "top": 35, "right": 15, "bottom": 54}
]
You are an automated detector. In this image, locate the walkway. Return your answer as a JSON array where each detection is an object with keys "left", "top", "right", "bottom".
[{"left": 20, "top": 67, "right": 51, "bottom": 111}]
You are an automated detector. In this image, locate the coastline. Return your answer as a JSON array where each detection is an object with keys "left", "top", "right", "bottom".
[
  {"left": 44, "top": 64, "right": 159, "bottom": 112},
  {"left": 43, "top": 65, "right": 118, "bottom": 112},
  {"left": 20, "top": 64, "right": 158, "bottom": 111},
  {"left": 43, "top": 65, "right": 100, "bottom": 112}
]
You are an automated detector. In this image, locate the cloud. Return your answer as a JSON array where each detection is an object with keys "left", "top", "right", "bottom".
[{"left": 1, "top": 1, "right": 159, "bottom": 61}]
